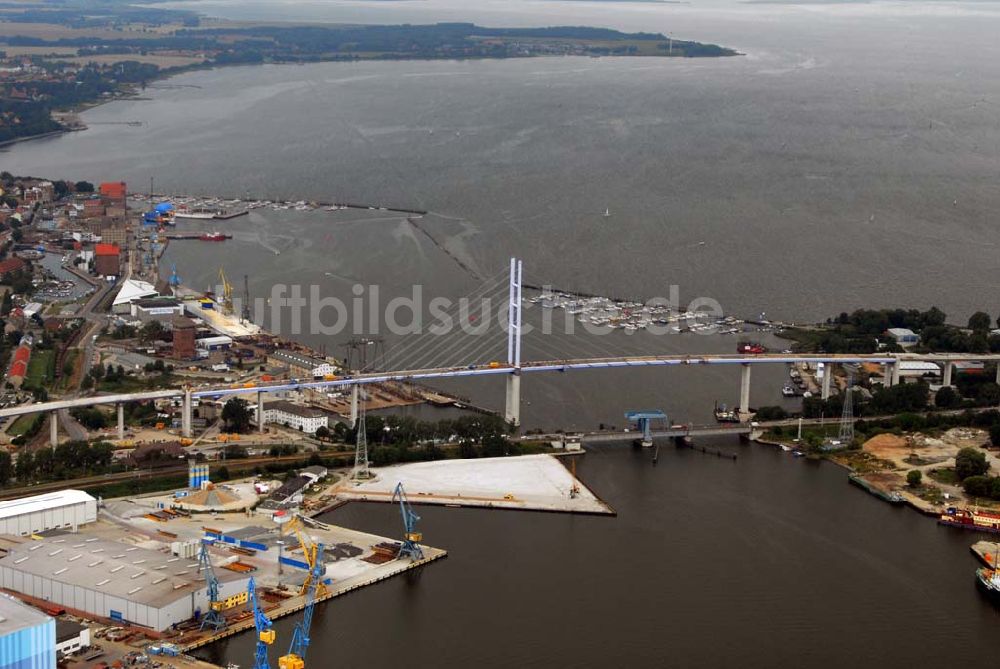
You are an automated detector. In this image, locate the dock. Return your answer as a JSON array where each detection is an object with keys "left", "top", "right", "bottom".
[
  {"left": 972, "top": 541, "right": 1000, "bottom": 567},
  {"left": 181, "top": 547, "right": 446, "bottom": 652}
]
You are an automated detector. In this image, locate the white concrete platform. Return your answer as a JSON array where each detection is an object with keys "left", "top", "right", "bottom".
[{"left": 335, "top": 454, "right": 613, "bottom": 514}]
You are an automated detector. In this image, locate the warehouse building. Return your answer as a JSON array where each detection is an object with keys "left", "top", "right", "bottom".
[
  {"left": 0, "top": 536, "right": 250, "bottom": 632},
  {"left": 268, "top": 350, "right": 338, "bottom": 378},
  {"left": 0, "top": 490, "right": 97, "bottom": 537},
  {"left": 0, "top": 593, "right": 55, "bottom": 669}
]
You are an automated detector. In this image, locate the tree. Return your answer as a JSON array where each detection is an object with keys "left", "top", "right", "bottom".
[
  {"left": 221, "top": 398, "right": 252, "bottom": 433},
  {"left": 990, "top": 424, "right": 1000, "bottom": 448},
  {"left": 138, "top": 320, "right": 165, "bottom": 344},
  {"left": 14, "top": 450, "right": 34, "bottom": 482},
  {"left": 935, "top": 386, "right": 960, "bottom": 409},
  {"left": 215, "top": 465, "right": 230, "bottom": 481},
  {"left": 969, "top": 312, "right": 992, "bottom": 332},
  {"left": 956, "top": 446, "right": 989, "bottom": 480},
  {"left": 314, "top": 425, "right": 330, "bottom": 441},
  {"left": 74, "top": 180, "right": 94, "bottom": 193},
  {"left": 906, "top": 469, "right": 922, "bottom": 487},
  {"left": 963, "top": 475, "right": 992, "bottom": 497},
  {"left": 0, "top": 451, "right": 12, "bottom": 486}
]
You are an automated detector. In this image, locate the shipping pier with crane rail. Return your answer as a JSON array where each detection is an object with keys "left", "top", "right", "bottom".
[{"left": 177, "top": 505, "right": 445, "bottom": 654}]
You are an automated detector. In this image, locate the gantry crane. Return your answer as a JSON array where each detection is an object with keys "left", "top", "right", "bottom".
[
  {"left": 278, "top": 526, "right": 326, "bottom": 669},
  {"left": 392, "top": 482, "right": 424, "bottom": 561},
  {"left": 197, "top": 541, "right": 226, "bottom": 630},
  {"left": 248, "top": 577, "right": 275, "bottom": 669}
]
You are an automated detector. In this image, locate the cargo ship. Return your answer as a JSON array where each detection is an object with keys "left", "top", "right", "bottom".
[
  {"left": 939, "top": 506, "right": 1000, "bottom": 534},
  {"left": 737, "top": 340, "right": 767, "bottom": 354}
]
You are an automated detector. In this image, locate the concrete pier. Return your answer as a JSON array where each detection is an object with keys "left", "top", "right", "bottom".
[
  {"left": 821, "top": 363, "right": 833, "bottom": 400},
  {"left": 739, "top": 364, "right": 751, "bottom": 416},
  {"left": 117, "top": 403, "right": 125, "bottom": 441},
  {"left": 181, "top": 389, "right": 192, "bottom": 438},
  {"left": 505, "top": 372, "right": 522, "bottom": 427},
  {"left": 892, "top": 362, "right": 901, "bottom": 386},
  {"left": 49, "top": 411, "right": 58, "bottom": 447},
  {"left": 943, "top": 362, "right": 954, "bottom": 387},
  {"left": 257, "top": 391, "right": 264, "bottom": 433}
]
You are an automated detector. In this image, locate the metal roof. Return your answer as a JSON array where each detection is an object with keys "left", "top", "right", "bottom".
[
  {"left": 0, "top": 490, "right": 94, "bottom": 521},
  {"left": 0, "top": 593, "right": 51, "bottom": 637},
  {"left": 0, "top": 535, "right": 246, "bottom": 609}
]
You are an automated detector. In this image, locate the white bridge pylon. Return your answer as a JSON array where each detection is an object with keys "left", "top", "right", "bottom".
[{"left": 505, "top": 257, "right": 523, "bottom": 426}]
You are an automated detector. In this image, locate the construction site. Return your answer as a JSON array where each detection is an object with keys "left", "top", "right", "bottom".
[{"left": 0, "top": 460, "right": 445, "bottom": 669}]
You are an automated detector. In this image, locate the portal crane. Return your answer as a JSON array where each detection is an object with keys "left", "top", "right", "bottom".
[
  {"left": 281, "top": 515, "right": 329, "bottom": 599},
  {"left": 218, "top": 266, "right": 234, "bottom": 314},
  {"left": 278, "top": 541, "right": 325, "bottom": 669},
  {"left": 392, "top": 482, "right": 424, "bottom": 561},
  {"left": 197, "top": 541, "right": 226, "bottom": 630},
  {"left": 248, "top": 577, "right": 275, "bottom": 669}
]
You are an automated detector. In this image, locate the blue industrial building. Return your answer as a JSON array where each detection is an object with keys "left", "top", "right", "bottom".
[{"left": 0, "top": 594, "right": 55, "bottom": 669}]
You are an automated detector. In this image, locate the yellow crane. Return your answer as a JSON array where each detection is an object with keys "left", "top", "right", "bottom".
[
  {"left": 218, "top": 266, "right": 234, "bottom": 314},
  {"left": 280, "top": 515, "right": 329, "bottom": 600}
]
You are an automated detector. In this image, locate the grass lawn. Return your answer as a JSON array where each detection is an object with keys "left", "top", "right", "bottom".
[
  {"left": 25, "top": 349, "right": 55, "bottom": 387},
  {"left": 7, "top": 414, "right": 37, "bottom": 437}
]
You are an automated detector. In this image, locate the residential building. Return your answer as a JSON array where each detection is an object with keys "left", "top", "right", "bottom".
[
  {"left": 93, "top": 243, "right": 120, "bottom": 277},
  {"left": 262, "top": 401, "right": 328, "bottom": 434},
  {"left": 886, "top": 328, "right": 919, "bottom": 347}
]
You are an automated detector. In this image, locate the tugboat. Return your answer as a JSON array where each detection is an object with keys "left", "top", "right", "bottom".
[{"left": 736, "top": 340, "right": 767, "bottom": 354}]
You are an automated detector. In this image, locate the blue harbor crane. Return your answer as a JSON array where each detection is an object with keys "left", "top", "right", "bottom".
[
  {"left": 169, "top": 263, "right": 182, "bottom": 288},
  {"left": 278, "top": 542, "right": 326, "bottom": 669},
  {"left": 197, "top": 541, "right": 226, "bottom": 630},
  {"left": 248, "top": 577, "right": 275, "bottom": 669},
  {"left": 392, "top": 482, "right": 424, "bottom": 561}
]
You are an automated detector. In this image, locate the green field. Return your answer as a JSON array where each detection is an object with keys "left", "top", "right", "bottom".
[{"left": 25, "top": 349, "right": 55, "bottom": 387}]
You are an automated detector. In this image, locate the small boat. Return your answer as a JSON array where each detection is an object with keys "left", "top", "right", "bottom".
[
  {"left": 603, "top": 207, "right": 611, "bottom": 218},
  {"left": 977, "top": 567, "right": 1000, "bottom": 604},
  {"left": 199, "top": 231, "right": 229, "bottom": 242},
  {"left": 781, "top": 383, "right": 798, "bottom": 397}
]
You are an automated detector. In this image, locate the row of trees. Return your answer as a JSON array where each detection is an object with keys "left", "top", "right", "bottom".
[{"left": 0, "top": 441, "right": 115, "bottom": 487}]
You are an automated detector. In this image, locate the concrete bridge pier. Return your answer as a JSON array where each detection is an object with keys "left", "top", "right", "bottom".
[
  {"left": 942, "top": 362, "right": 954, "bottom": 387},
  {"left": 181, "top": 389, "right": 192, "bottom": 439},
  {"left": 257, "top": 391, "right": 264, "bottom": 433},
  {"left": 50, "top": 411, "right": 58, "bottom": 448},
  {"left": 821, "top": 363, "right": 833, "bottom": 400},
  {"left": 117, "top": 403, "right": 125, "bottom": 441},
  {"left": 739, "top": 364, "right": 752, "bottom": 417},
  {"left": 883, "top": 361, "right": 900, "bottom": 387},
  {"left": 505, "top": 371, "right": 522, "bottom": 428}
]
